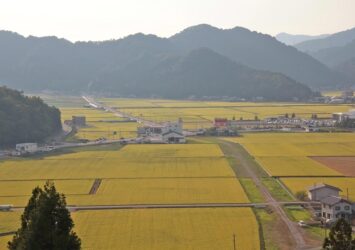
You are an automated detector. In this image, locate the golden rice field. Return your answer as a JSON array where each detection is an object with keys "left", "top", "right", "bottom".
[
  {"left": 66, "top": 178, "right": 248, "bottom": 205},
  {"left": 72, "top": 208, "right": 260, "bottom": 250},
  {"left": 110, "top": 104, "right": 352, "bottom": 123},
  {"left": 225, "top": 133, "right": 355, "bottom": 177},
  {"left": 281, "top": 177, "right": 355, "bottom": 201},
  {"left": 60, "top": 107, "right": 138, "bottom": 141},
  {"left": 0, "top": 208, "right": 259, "bottom": 250},
  {"left": 0, "top": 155, "right": 233, "bottom": 181},
  {"left": 0, "top": 144, "right": 246, "bottom": 207},
  {"left": 0, "top": 141, "right": 256, "bottom": 249}
]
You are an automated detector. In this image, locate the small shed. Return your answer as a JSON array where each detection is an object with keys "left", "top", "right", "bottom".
[
  {"left": 308, "top": 183, "right": 341, "bottom": 201},
  {"left": 72, "top": 116, "right": 86, "bottom": 127}
]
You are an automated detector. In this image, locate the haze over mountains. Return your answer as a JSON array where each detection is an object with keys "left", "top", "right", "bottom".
[
  {"left": 275, "top": 33, "right": 329, "bottom": 46},
  {"left": 289, "top": 27, "right": 355, "bottom": 83},
  {"left": 0, "top": 24, "right": 354, "bottom": 100}
]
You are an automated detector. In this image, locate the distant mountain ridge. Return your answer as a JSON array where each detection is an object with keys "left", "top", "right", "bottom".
[
  {"left": 170, "top": 24, "right": 347, "bottom": 89},
  {"left": 295, "top": 27, "right": 355, "bottom": 53},
  {"left": 0, "top": 25, "right": 348, "bottom": 100},
  {"left": 312, "top": 39, "right": 355, "bottom": 67},
  {"left": 93, "top": 48, "right": 313, "bottom": 100},
  {"left": 275, "top": 32, "right": 329, "bottom": 45}
]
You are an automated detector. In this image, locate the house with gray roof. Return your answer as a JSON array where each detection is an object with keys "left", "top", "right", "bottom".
[
  {"left": 320, "top": 196, "right": 352, "bottom": 222},
  {"left": 308, "top": 183, "right": 341, "bottom": 201}
]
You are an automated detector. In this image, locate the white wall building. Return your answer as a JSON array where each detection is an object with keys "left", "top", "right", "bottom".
[
  {"left": 162, "top": 131, "right": 186, "bottom": 144},
  {"left": 15, "top": 143, "right": 38, "bottom": 153},
  {"left": 308, "top": 183, "right": 341, "bottom": 201},
  {"left": 320, "top": 196, "right": 352, "bottom": 222}
]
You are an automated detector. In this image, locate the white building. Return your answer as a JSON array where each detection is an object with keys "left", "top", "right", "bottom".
[
  {"left": 320, "top": 196, "right": 352, "bottom": 222},
  {"left": 15, "top": 143, "right": 38, "bottom": 153},
  {"left": 308, "top": 183, "right": 341, "bottom": 201},
  {"left": 138, "top": 119, "right": 183, "bottom": 137},
  {"left": 162, "top": 131, "right": 186, "bottom": 144}
]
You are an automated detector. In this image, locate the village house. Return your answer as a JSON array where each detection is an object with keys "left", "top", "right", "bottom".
[
  {"left": 15, "top": 143, "right": 38, "bottom": 153},
  {"left": 137, "top": 118, "right": 185, "bottom": 144},
  {"left": 320, "top": 196, "right": 353, "bottom": 222},
  {"left": 308, "top": 183, "right": 341, "bottom": 201},
  {"left": 214, "top": 118, "right": 228, "bottom": 128},
  {"left": 162, "top": 131, "right": 186, "bottom": 143}
]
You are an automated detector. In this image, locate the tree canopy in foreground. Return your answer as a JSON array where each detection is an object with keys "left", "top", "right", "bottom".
[
  {"left": 8, "top": 181, "right": 81, "bottom": 250},
  {"left": 323, "top": 218, "right": 355, "bottom": 250}
]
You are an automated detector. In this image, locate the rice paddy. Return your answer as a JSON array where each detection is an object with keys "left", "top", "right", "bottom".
[{"left": 226, "top": 133, "right": 355, "bottom": 177}]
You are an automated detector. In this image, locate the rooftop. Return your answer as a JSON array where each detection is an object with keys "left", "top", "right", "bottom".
[
  {"left": 308, "top": 183, "right": 342, "bottom": 192},
  {"left": 320, "top": 196, "right": 351, "bottom": 206}
]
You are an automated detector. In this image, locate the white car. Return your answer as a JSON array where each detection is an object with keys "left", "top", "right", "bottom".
[{"left": 298, "top": 220, "right": 307, "bottom": 227}]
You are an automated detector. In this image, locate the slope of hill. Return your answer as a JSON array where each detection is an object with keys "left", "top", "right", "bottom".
[
  {"left": 170, "top": 24, "right": 346, "bottom": 89},
  {"left": 311, "top": 39, "right": 355, "bottom": 67},
  {"left": 334, "top": 58, "right": 355, "bottom": 83},
  {"left": 275, "top": 32, "right": 329, "bottom": 45},
  {"left": 92, "top": 48, "right": 314, "bottom": 100},
  {"left": 0, "top": 86, "right": 62, "bottom": 147},
  {"left": 295, "top": 27, "right": 355, "bottom": 53}
]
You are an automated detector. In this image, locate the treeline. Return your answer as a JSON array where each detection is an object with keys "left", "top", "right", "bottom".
[{"left": 0, "top": 86, "right": 62, "bottom": 147}]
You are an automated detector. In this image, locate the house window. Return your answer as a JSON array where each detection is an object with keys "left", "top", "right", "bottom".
[
  {"left": 327, "top": 213, "right": 331, "bottom": 219},
  {"left": 323, "top": 212, "right": 326, "bottom": 218},
  {"left": 335, "top": 206, "right": 340, "bottom": 211},
  {"left": 344, "top": 206, "right": 350, "bottom": 210}
]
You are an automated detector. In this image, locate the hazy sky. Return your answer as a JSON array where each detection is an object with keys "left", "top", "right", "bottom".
[{"left": 1, "top": 0, "right": 354, "bottom": 41}]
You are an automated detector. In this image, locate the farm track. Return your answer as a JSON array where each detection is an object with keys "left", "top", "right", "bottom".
[
  {"left": 10, "top": 201, "right": 318, "bottom": 210},
  {"left": 216, "top": 139, "right": 308, "bottom": 250},
  {"left": 89, "top": 179, "right": 102, "bottom": 195}
]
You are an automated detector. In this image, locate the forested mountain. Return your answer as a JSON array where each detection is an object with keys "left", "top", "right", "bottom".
[
  {"left": 0, "top": 86, "right": 62, "bottom": 147},
  {"left": 93, "top": 48, "right": 314, "bottom": 100},
  {"left": 275, "top": 32, "right": 329, "bottom": 46},
  {"left": 170, "top": 25, "right": 346, "bottom": 89},
  {"left": 0, "top": 25, "right": 346, "bottom": 99},
  {"left": 311, "top": 39, "right": 355, "bottom": 67},
  {"left": 295, "top": 27, "right": 355, "bottom": 53},
  {"left": 334, "top": 58, "right": 355, "bottom": 83}
]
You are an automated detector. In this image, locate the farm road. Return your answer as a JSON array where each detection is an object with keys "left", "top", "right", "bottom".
[
  {"left": 216, "top": 139, "right": 308, "bottom": 250},
  {"left": 10, "top": 201, "right": 318, "bottom": 211}
]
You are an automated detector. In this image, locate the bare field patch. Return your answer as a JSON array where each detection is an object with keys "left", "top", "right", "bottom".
[{"left": 311, "top": 156, "right": 355, "bottom": 177}]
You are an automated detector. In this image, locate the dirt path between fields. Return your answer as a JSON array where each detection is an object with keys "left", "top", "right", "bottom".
[
  {"left": 89, "top": 179, "right": 102, "bottom": 195},
  {"left": 216, "top": 139, "right": 308, "bottom": 250}
]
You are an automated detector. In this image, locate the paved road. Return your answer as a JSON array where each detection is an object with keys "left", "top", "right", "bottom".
[
  {"left": 82, "top": 95, "right": 161, "bottom": 127},
  {"left": 217, "top": 139, "right": 308, "bottom": 250},
  {"left": 10, "top": 201, "right": 319, "bottom": 211}
]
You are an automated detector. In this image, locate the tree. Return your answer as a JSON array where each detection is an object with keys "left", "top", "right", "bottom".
[
  {"left": 291, "top": 113, "right": 296, "bottom": 118},
  {"left": 295, "top": 190, "right": 308, "bottom": 201},
  {"left": 285, "top": 113, "right": 289, "bottom": 118},
  {"left": 8, "top": 181, "right": 81, "bottom": 250},
  {"left": 0, "top": 86, "right": 62, "bottom": 147},
  {"left": 323, "top": 218, "right": 355, "bottom": 250}
]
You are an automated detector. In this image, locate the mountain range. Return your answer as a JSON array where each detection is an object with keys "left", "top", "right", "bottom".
[
  {"left": 0, "top": 24, "right": 353, "bottom": 100},
  {"left": 275, "top": 33, "right": 329, "bottom": 46},
  {"left": 288, "top": 27, "right": 355, "bottom": 83}
]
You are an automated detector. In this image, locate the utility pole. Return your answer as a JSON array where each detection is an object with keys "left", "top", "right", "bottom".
[{"left": 233, "top": 234, "right": 236, "bottom": 250}]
